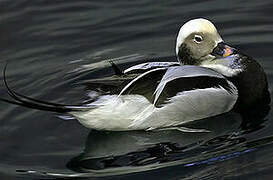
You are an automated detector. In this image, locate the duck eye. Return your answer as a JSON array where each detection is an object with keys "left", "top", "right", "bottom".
[{"left": 194, "top": 35, "right": 203, "bottom": 43}]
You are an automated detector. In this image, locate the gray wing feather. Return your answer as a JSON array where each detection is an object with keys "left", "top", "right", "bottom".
[
  {"left": 120, "top": 65, "right": 237, "bottom": 109},
  {"left": 124, "top": 62, "right": 179, "bottom": 74},
  {"left": 153, "top": 65, "right": 234, "bottom": 105}
]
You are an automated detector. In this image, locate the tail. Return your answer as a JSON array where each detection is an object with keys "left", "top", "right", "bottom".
[{"left": 0, "top": 64, "right": 91, "bottom": 113}]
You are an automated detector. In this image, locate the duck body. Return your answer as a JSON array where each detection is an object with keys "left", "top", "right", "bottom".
[{"left": 72, "top": 65, "right": 238, "bottom": 131}]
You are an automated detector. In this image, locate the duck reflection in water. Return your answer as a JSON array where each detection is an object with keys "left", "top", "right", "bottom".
[
  {"left": 65, "top": 110, "right": 270, "bottom": 175},
  {"left": 66, "top": 111, "right": 258, "bottom": 173}
]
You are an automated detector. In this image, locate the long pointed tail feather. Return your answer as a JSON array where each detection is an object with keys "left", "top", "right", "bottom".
[{"left": 1, "top": 64, "right": 91, "bottom": 113}]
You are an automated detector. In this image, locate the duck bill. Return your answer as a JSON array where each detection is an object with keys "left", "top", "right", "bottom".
[{"left": 211, "top": 42, "right": 234, "bottom": 58}]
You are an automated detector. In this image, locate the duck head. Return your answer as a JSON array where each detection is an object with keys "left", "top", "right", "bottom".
[{"left": 176, "top": 18, "right": 238, "bottom": 76}]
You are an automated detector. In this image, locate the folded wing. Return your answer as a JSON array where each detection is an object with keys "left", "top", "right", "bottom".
[
  {"left": 153, "top": 66, "right": 237, "bottom": 107},
  {"left": 119, "top": 65, "right": 238, "bottom": 130}
]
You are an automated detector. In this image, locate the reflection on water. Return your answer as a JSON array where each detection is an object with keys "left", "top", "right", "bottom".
[
  {"left": 16, "top": 105, "right": 271, "bottom": 178},
  {"left": 67, "top": 113, "right": 241, "bottom": 172},
  {"left": 19, "top": 127, "right": 273, "bottom": 179}
]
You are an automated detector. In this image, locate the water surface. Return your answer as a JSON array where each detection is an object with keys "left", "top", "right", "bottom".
[{"left": 1, "top": 0, "right": 273, "bottom": 179}]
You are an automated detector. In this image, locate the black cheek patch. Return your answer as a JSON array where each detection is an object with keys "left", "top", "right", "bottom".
[{"left": 177, "top": 44, "right": 198, "bottom": 65}]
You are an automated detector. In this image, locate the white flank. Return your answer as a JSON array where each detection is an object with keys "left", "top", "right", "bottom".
[
  {"left": 130, "top": 84, "right": 238, "bottom": 130},
  {"left": 70, "top": 95, "right": 154, "bottom": 131},
  {"left": 70, "top": 82, "right": 237, "bottom": 131}
]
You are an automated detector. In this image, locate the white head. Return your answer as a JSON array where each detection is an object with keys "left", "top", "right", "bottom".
[
  {"left": 175, "top": 18, "right": 241, "bottom": 76},
  {"left": 176, "top": 18, "right": 225, "bottom": 64}
]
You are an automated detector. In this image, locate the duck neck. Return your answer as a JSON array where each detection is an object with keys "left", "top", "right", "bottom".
[{"left": 226, "top": 54, "right": 270, "bottom": 112}]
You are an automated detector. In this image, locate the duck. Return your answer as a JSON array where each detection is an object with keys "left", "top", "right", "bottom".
[{"left": 1, "top": 18, "right": 270, "bottom": 131}]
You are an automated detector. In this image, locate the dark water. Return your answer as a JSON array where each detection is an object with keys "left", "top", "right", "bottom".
[{"left": 1, "top": 0, "right": 273, "bottom": 179}]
